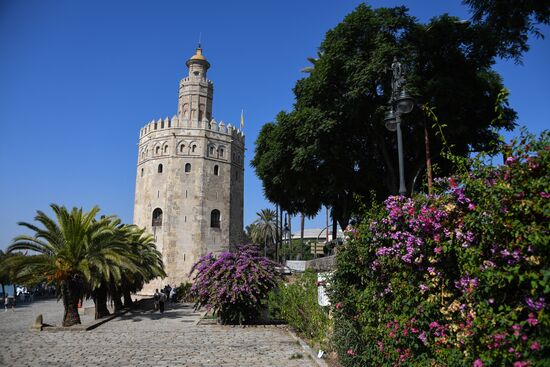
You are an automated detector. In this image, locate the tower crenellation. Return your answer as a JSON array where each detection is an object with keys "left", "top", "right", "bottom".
[{"left": 133, "top": 46, "right": 244, "bottom": 293}]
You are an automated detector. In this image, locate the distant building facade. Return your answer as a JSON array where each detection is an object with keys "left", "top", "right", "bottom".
[{"left": 133, "top": 47, "right": 244, "bottom": 293}]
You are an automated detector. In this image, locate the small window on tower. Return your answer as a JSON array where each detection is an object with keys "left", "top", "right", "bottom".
[
  {"left": 210, "top": 210, "right": 220, "bottom": 228},
  {"left": 180, "top": 144, "right": 185, "bottom": 153},
  {"left": 156, "top": 146, "right": 160, "bottom": 155},
  {"left": 164, "top": 145, "right": 168, "bottom": 154},
  {"left": 219, "top": 148, "right": 224, "bottom": 158},
  {"left": 152, "top": 208, "right": 163, "bottom": 227},
  {"left": 194, "top": 71, "right": 200, "bottom": 76},
  {"left": 214, "top": 165, "right": 219, "bottom": 176},
  {"left": 209, "top": 146, "right": 214, "bottom": 156},
  {"left": 141, "top": 168, "right": 144, "bottom": 177},
  {"left": 192, "top": 144, "right": 197, "bottom": 153},
  {"left": 185, "top": 163, "right": 191, "bottom": 173},
  {"left": 158, "top": 164, "right": 163, "bottom": 173}
]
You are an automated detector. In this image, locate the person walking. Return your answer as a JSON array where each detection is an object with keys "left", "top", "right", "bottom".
[
  {"left": 4, "top": 296, "right": 8, "bottom": 312},
  {"left": 170, "top": 286, "right": 177, "bottom": 303},
  {"left": 153, "top": 289, "right": 160, "bottom": 311},
  {"left": 159, "top": 291, "right": 167, "bottom": 314}
]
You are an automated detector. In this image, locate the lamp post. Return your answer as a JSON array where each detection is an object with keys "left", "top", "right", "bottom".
[
  {"left": 283, "top": 223, "right": 291, "bottom": 261},
  {"left": 385, "top": 57, "right": 415, "bottom": 196}
]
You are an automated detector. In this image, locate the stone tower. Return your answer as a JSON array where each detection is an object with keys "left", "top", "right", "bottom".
[{"left": 133, "top": 46, "right": 245, "bottom": 293}]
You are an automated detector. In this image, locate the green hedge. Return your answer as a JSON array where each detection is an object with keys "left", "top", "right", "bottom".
[{"left": 269, "top": 270, "right": 332, "bottom": 349}]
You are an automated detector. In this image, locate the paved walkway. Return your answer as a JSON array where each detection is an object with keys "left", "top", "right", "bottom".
[{"left": 0, "top": 298, "right": 317, "bottom": 367}]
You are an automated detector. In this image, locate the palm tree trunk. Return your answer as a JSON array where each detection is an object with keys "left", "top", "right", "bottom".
[
  {"left": 61, "top": 277, "right": 82, "bottom": 326},
  {"left": 123, "top": 288, "right": 134, "bottom": 307},
  {"left": 1, "top": 284, "right": 5, "bottom": 297},
  {"left": 93, "top": 283, "right": 110, "bottom": 319},
  {"left": 112, "top": 289, "right": 124, "bottom": 313}
]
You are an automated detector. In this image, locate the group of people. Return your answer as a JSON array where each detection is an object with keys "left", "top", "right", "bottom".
[{"left": 153, "top": 284, "right": 177, "bottom": 314}]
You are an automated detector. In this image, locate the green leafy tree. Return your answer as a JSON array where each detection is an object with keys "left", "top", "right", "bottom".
[
  {"left": 463, "top": 0, "right": 550, "bottom": 61},
  {"left": 252, "top": 4, "right": 517, "bottom": 230}
]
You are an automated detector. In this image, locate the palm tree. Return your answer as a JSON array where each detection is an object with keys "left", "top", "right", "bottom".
[
  {"left": 7, "top": 205, "right": 118, "bottom": 326},
  {"left": 251, "top": 209, "right": 279, "bottom": 258},
  {"left": 117, "top": 225, "right": 165, "bottom": 308}
]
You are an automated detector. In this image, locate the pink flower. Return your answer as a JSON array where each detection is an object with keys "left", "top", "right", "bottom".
[
  {"left": 540, "top": 192, "right": 550, "bottom": 199},
  {"left": 513, "top": 362, "right": 529, "bottom": 367},
  {"left": 473, "top": 359, "right": 484, "bottom": 367},
  {"left": 527, "top": 313, "right": 538, "bottom": 326},
  {"left": 530, "top": 341, "right": 540, "bottom": 351},
  {"left": 335, "top": 302, "right": 343, "bottom": 310},
  {"left": 346, "top": 348, "right": 356, "bottom": 356},
  {"left": 434, "top": 246, "right": 442, "bottom": 254}
]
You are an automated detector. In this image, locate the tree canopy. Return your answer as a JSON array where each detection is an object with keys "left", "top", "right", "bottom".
[
  {"left": 252, "top": 4, "right": 517, "bottom": 230},
  {"left": 463, "top": 0, "right": 550, "bottom": 61}
]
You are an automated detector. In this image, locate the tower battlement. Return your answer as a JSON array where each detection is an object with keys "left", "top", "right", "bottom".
[{"left": 139, "top": 116, "right": 245, "bottom": 142}]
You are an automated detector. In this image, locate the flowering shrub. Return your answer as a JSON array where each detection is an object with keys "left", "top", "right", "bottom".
[
  {"left": 330, "top": 130, "right": 549, "bottom": 366},
  {"left": 189, "top": 244, "right": 280, "bottom": 324}
]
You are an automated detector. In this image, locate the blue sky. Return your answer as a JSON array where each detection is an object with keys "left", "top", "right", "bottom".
[{"left": 0, "top": 0, "right": 548, "bottom": 249}]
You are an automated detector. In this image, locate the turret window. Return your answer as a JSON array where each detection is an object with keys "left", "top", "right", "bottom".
[
  {"left": 185, "top": 163, "right": 191, "bottom": 173},
  {"left": 158, "top": 164, "right": 163, "bottom": 173},
  {"left": 180, "top": 144, "right": 185, "bottom": 153},
  {"left": 214, "top": 165, "right": 219, "bottom": 176},
  {"left": 192, "top": 144, "right": 197, "bottom": 153},
  {"left": 210, "top": 210, "right": 220, "bottom": 228},
  {"left": 209, "top": 146, "right": 215, "bottom": 156},
  {"left": 219, "top": 148, "right": 224, "bottom": 158},
  {"left": 163, "top": 145, "right": 168, "bottom": 154},
  {"left": 152, "top": 208, "right": 163, "bottom": 227},
  {"left": 155, "top": 146, "right": 160, "bottom": 155},
  {"left": 141, "top": 168, "right": 144, "bottom": 177}
]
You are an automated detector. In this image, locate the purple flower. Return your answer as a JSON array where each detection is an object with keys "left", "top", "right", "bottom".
[
  {"left": 526, "top": 297, "right": 546, "bottom": 311},
  {"left": 473, "top": 359, "right": 484, "bottom": 367}
]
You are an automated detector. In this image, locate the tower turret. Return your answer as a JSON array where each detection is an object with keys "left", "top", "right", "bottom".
[{"left": 178, "top": 46, "right": 214, "bottom": 125}]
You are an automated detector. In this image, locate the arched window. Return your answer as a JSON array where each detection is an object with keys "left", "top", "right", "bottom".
[
  {"left": 192, "top": 144, "right": 197, "bottom": 153},
  {"left": 209, "top": 146, "right": 215, "bottom": 156},
  {"left": 152, "top": 208, "right": 163, "bottom": 227},
  {"left": 163, "top": 145, "right": 168, "bottom": 154},
  {"left": 180, "top": 144, "right": 185, "bottom": 153},
  {"left": 141, "top": 168, "right": 144, "bottom": 177},
  {"left": 158, "top": 164, "right": 163, "bottom": 173},
  {"left": 185, "top": 163, "right": 191, "bottom": 173},
  {"left": 210, "top": 209, "right": 220, "bottom": 228},
  {"left": 214, "top": 165, "right": 219, "bottom": 176},
  {"left": 219, "top": 148, "right": 224, "bottom": 158},
  {"left": 155, "top": 146, "right": 160, "bottom": 155}
]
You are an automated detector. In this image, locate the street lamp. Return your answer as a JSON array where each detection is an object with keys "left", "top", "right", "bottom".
[{"left": 385, "top": 58, "right": 415, "bottom": 196}]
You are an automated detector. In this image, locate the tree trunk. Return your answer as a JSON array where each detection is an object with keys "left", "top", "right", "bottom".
[
  {"left": 61, "top": 277, "right": 82, "bottom": 327},
  {"left": 123, "top": 288, "right": 134, "bottom": 308},
  {"left": 93, "top": 283, "right": 110, "bottom": 319},
  {"left": 1, "top": 284, "right": 5, "bottom": 297},
  {"left": 112, "top": 289, "right": 124, "bottom": 313},
  {"left": 300, "top": 213, "right": 305, "bottom": 260}
]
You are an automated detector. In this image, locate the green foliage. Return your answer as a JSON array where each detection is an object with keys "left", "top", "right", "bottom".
[
  {"left": 252, "top": 4, "right": 517, "bottom": 230},
  {"left": 463, "top": 0, "right": 550, "bottom": 61},
  {"left": 329, "top": 130, "right": 549, "bottom": 366},
  {"left": 174, "top": 282, "right": 194, "bottom": 303},
  {"left": 268, "top": 270, "right": 331, "bottom": 349}
]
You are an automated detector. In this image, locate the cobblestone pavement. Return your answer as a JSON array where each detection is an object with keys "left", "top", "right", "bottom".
[{"left": 0, "top": 299, "right": 318, "bottom": 367}]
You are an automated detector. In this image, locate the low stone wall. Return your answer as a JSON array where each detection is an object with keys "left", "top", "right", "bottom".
[{"left": 305, "top": 255, "right": 336, "bottom": 272}]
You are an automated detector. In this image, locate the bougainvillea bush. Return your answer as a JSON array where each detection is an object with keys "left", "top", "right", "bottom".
[
  {"left": 330, "top": 130, "right": 549, "bottom": 366},
  {"left": 189, "top": 244, "right": 280, "bottom": 324}
]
